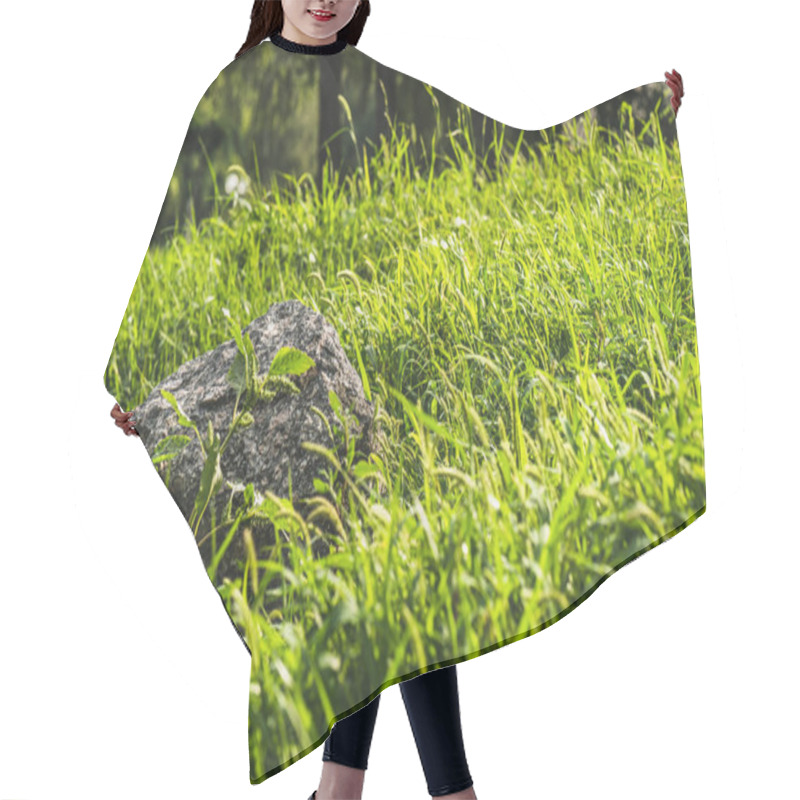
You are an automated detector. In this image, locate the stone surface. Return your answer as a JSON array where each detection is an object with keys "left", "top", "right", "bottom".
[{"left": 133, "top": 299, "right": 376, "bottom": 590}]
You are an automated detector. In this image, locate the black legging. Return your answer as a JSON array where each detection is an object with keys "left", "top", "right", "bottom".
[{"left": 323, "top": 664, "right": 473, "bottom": 797}]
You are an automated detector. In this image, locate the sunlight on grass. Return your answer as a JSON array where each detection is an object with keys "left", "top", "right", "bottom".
[{"left": 105, "top": 97, "right": 705, "bottom": 775}]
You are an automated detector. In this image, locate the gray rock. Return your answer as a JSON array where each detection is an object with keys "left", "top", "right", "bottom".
[{"left": 133, "top": 299, "right": 376, "bottom": 591}]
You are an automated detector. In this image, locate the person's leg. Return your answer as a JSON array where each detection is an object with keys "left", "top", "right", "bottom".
[
  {"left": 316, "top": 694, "right": 382, "bottom": 800},
  {"left": 399, "top": 664, "right": 476, "bottom": 798}
]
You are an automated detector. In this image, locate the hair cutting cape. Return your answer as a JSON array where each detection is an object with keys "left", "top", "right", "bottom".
[{"left": 103, "top": 37, "right": 706, "bottom": 784}]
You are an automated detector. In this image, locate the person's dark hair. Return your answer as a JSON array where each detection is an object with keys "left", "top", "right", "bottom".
[{"left": 236, "top": 1, "right": 371, "bottom": 59}]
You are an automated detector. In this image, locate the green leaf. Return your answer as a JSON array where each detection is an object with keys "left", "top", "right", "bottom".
[
  {"left": 269, "top": 346, "right": 315, "bottom": 377},
  {"left": 152, "top": 434, "right": 191, "bottom": 464},
  {"left": 352, "top": 460, "right": 380, "bottom": 480},
  {"left": 230, "top": 320, "right": 246, "bottom": 356},
  {"left": 189, "top": 426, "right": 224, "bottom": 531},
  {"left": 160, "top": 389, "right": 194, "bottom": 428}
]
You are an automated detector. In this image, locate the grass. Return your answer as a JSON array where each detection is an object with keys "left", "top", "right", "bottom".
[{"left": 104, "top": 96, "right": 705, "bottom": 782}]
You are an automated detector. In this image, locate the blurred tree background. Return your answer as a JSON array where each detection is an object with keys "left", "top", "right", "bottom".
[{"left": 147, "top": 43, "right": 675, "bottom": 249}]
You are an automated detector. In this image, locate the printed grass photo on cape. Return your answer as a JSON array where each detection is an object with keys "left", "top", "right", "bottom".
[{"left": 103, "top": 35, "right": 705, "bottom": 784}]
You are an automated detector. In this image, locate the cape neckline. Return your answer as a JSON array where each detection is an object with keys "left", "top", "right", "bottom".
[{"left": 269, "top": 31, "right": 348, "bottom": 55}]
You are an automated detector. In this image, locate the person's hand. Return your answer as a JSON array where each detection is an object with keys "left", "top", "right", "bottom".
[
  {"left": 665, "top": 68, "right": 684, "bottom": 116},
  {"left": 111, "top": 402, "right": 140, "bottom": 437}
]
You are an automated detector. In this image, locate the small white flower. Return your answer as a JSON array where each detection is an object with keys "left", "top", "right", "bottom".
[
  {"left": 224, "top": 173, "right": 240, "bottom": 195},
  {"left": 454, "top": 216, "right": 467, "bottom": 227}
]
